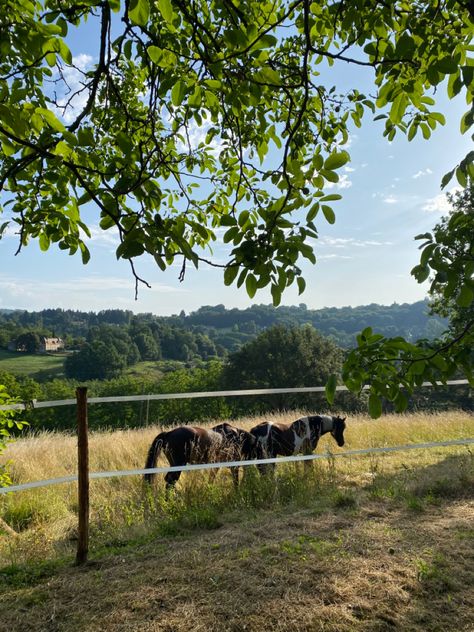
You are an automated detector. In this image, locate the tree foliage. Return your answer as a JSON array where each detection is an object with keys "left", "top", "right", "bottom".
[
  {"left": 426, "top": 183, "right": 474, "bottom": 332},
  {"left": 224, "top": 324, "right": 343, "bottom": 403},
  {"left": 1, "top": 0, "right": 473, "bottom": 302},
  {"left": 343, "top": 184, "right": 473, "bottom": 417},
  {"left": 0, "top": 385, "right": 26, "bottom": 486}
]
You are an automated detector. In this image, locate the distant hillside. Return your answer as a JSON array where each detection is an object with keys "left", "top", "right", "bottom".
[
  {"left": 0, "top": 301, "right": 446, "bottom": 353},
  {"left": 181, "top": 300, "right": 447, "bottom": 348}
]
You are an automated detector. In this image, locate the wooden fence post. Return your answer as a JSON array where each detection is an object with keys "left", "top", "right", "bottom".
[{"left": 75, "top": 386, "right": 89, "bottom": 565}]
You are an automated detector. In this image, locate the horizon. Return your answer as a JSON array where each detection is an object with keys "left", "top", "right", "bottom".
[{"left": 0, "top": 297, "right": 432, "bottom": 318}]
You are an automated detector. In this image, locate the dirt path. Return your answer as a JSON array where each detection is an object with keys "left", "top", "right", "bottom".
[{"left": 1, "top": 496, "right": 473, "bottom": 632}]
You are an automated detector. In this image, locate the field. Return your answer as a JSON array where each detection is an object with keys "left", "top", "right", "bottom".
[
  {"left": 0, "top": 349, "right": 66, "bottom": 380},
  {"left": 0, "top": 410, "right": 473, "bottom": 631}
]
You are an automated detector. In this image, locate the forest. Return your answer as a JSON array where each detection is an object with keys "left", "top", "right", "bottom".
[
  {"left": 1, "top": 299, "right": 446, "bottom": 358},
  {"left": 0, "top": 301, "right": 469, "bottom": 433}
]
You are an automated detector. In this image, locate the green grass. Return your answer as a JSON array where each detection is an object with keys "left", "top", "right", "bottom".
[{"left": 0, "top": 350, "right": 66, "bottom": 380}]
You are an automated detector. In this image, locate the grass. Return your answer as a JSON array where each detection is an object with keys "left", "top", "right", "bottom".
[
  {"left": 0, "top": 349, "right": 66, "bottom": 380},
  {"left": 0, "top": 410, "right": 473, "bottom": 631}
]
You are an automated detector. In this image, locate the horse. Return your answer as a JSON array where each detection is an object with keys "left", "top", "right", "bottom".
[
  {"left": 144, "top": 423, "right": 261, "bottom": 489},
  {"left": 250, "top": 414, "right": 346, "bottom": 474}
]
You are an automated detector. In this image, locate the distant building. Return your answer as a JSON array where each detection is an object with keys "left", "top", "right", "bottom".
[{"left": 39, "top": 337, "right": 64, "bottom": 352}]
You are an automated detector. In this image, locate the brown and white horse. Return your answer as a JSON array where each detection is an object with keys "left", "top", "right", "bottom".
[
  {"left": 144, "top": 423, "right": 261, "bottom": 489},
  {"left": 250, "top": 415, "right": 346, "bottom": 473}
]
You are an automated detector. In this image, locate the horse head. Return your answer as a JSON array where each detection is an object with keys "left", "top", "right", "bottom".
[{"left": 331, "top": 416, "right": 346, "bottom": 447}]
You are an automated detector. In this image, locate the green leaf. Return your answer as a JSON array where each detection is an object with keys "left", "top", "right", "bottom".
[
  {"left": 224, "top": 265, "right": 239, "bottom": 286},
  {"left": 440, "top": 169, "right": 455, "bottom": 189},
  {"left": 116, "top": 239, "right": 145, "bottom": 259},
  {"left": 456, "top": 285, "right": 473, "bottom": 307},
  {"left": 435, "top": 56, "right": 458, "bottom": 75},
  {"left": 158, "top": 0, "right": 174, "bottom": 24},
  {"left": 36, "top": 108, "right": 66, "bottom": 132},
  {"left": 172, "top": 81, "right": 186, "bottom": 106},
  {"left": 39, "top": 233, "right": 50, "bottom": 252},
  {"left": 368, "top": 393, "right": 382, "bottom": 419},
  {"left": 271, "top": 284, "right": 281, "bottom": 306},
  {"left": 394, "top": 391, "right": 408, "bottom": 413},
  {"left": 148, "top": 46, "right": 162, "bottom": 63},
  {"left": 297, "top": 277, "right": 306, "bottom": 295},
  {"left": 320, "top": 194, "right": 342, "bottom": 202},
  {"left": 324, "top": 151, "right": 350, "bottom": 171},
  {"left": 321, "top": 205, "right": 335, "bottom": 224},
  {"left": 456, "top": 166, "right": 467, "bottom": 187},
  {"left": 389, "top": 93, "right": 407, "bottom": 125},
  {"left": 325, "top": 374, "right": 337, "bottom": 405},
  {"left": 246, "top": 273, "right": 257, "bottom": 298},
  {"left": 128, "top": 0, "right": 149, "bottom": 26}
]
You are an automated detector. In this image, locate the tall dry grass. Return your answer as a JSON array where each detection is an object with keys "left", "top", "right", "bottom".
[
  {"left": 3, "top": 410, "right": 472, "bottom": 481},
  {"left": 0, "top": 410, "right": 472, "bottom": 567}
]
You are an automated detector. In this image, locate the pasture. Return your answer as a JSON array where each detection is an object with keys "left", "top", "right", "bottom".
[
  {"left": 0, "top": 350, "right": 66, "bottom": 381},
  {"left": 0, "top": 410, "right": 473, "bottom": 631}
]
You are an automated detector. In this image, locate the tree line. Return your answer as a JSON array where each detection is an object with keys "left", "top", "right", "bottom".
[
  {"left": 1, "top": 325, "right": 470, "bottom": 434},
  {"left": 1, "top": 300, "right": 446, "bottom": 367}
]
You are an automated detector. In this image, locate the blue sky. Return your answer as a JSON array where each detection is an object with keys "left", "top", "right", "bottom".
[{"left": 0, "top": 15, "right": 471, "bottom": 316}]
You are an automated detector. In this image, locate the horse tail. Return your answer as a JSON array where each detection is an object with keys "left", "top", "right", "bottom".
[{"left": 144, "top": 432, "right": 166, "bottom": 484}]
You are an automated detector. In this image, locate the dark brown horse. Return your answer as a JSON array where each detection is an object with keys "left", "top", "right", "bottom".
[
  {"left": 144, "top": 423, "right": 261, "bottom": 489},
  {"left": 250, "top": 415, "right": 346, "bottom": 473}
]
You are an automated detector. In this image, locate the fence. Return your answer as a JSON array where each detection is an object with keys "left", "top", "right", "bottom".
[{"left": 0, "top": 380, "right": 472, "bottom": 564}]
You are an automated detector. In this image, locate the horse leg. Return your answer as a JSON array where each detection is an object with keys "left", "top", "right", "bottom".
[
  {"left": 230, "top": 466, "right": 239, "bottom": 489},
  {"left": 257, "top": 459, "right": 275, "bottom": 478},
  {"left": 164, "top": 470, "right": 181, "bottom": 490},
  {"left": 208, "top": 467, "right": 219, "bottom": 485}
]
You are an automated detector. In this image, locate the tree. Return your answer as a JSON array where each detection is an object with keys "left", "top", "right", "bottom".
[
  {"left": 64, "top": 341, "right": 126, "bottom": 380},
  {"left": 341, "top": 183, "right": 473, "bottom": 417},
  {"left": 134, "top": 331, "right": 161, "bottom": 360},
  {"left": 223, "top": 324, "right": 344, "bottom": 412},
  {"left": 1, "top": 1, "right": 473, "bottom": 413},
  {"left": 14, "top": 332, "right": 42, "bottom": 353},
  {"left": 1, "top": 2, "right": 472, "bottom": 297},
  {"left": 426, "top": 184, "right": 474, "bottom": 334},
  {"left": 224, "top": 323, "right": 343, "bottom": 388}
]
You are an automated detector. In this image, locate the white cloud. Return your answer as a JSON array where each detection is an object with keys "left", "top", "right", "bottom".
[
  {"left": 53, "top": 54, "right": 94, "bottom": 124},
  {"left": 0, "top": 275, "right": 187, "bottom": 305},
  {"left": 319, "top": 236, "right": 393, "bottom": 248},
  {"left": 83, "top": 224, "right": 120, "bottom": 248},
  {"left": 318, "top": 253, "right": 352, "bottom": 260},
  {"left": 175, "top": 113, "right": 225, "bottom": 158},
  {"left": 383, "top": 195, "right": 398, "bottom": 204},
  {"left": 412, "top": 168, "right": 433, "bottom": 179},
  {"left": 344, "top": 166, "right": 355, "bottom": 173},
  {"left": 325, "top": 174, "right": 352, "bottom": 190},
  {"left": 422, "top": 186, "right": 460, "bottom": 213}
]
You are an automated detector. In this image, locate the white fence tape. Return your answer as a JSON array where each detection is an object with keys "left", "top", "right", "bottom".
[
  {"left": 0, "top": 379, "right": 470, "bottom": 412},
  {"left": 1, "top": 437, "right": 472, "bottom": 495}
]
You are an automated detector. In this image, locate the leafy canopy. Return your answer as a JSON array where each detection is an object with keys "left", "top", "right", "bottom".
[
  {"left": 1, "top": 0, "right": 473, "bottom": 415},
  {"left": 1, "top": 0, "right": 472, "bottom": 303},
  {"left": 342, "top": 183, "right": 473, "bottom": 417}
]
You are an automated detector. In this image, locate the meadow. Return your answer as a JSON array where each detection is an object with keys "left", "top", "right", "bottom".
[
  {"left": 0, "top": 410, "right": 473, "bottom": 631},
  {"left": 0, "top": 349, "right": 66, "bottom": 380}
]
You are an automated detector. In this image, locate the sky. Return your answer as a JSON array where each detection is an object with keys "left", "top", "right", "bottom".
[{"left": 0, "top": 13, "right": 471, "bottom": 317}]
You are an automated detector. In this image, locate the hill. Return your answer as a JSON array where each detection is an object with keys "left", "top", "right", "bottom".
[{"left": 0, "top": 300, "right": 446, "bottom": 354}]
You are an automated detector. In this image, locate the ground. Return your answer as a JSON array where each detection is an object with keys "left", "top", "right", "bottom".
[{"left": 0, "top": 412, "right": 473, "bottom": 631}]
